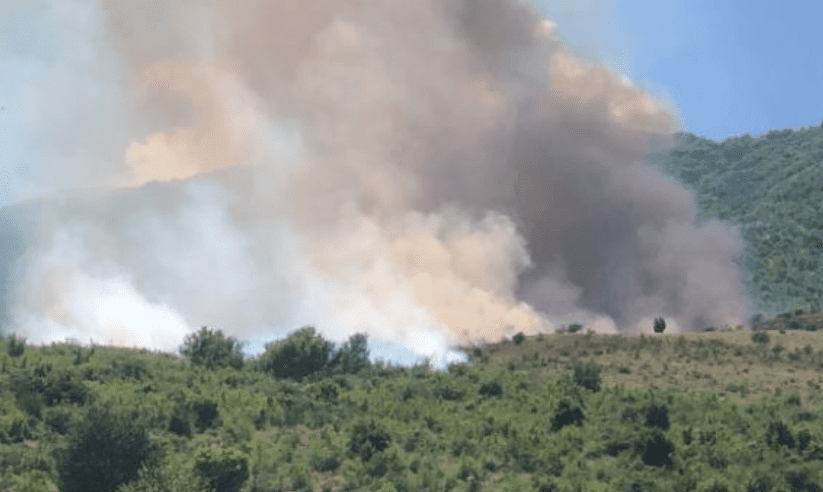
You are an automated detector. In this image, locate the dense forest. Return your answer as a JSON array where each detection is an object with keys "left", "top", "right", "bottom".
[{"left": 647, "top": 122, "right": 823, "bottom": 317}]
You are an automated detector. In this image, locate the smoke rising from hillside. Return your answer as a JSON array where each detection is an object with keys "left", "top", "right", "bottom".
[{"left": 0, "top": 0, "right": 753, "bottom": 367}]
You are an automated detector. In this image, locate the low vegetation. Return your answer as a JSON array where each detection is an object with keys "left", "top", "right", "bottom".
[{"left": 2, "top": 312, "right": 823, "bottom": 491}]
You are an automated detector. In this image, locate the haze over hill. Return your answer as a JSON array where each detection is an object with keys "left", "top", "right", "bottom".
[
  {"left": 0, "top": 0, "right": 753, "bottom": 367},
  {"left": 648, "top": 125, "right": 823, "bottom": 318}
]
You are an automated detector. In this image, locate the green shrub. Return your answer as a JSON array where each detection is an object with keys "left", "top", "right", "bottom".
[
  {"left": 788, "top": 319, "right": 802, "bottom": 330},
  {"left": 433, "top": 385, "right": 464, "bottom": 401},
  {"left": 256, "top": 326, "right": 334, "bottom": 381},
  {"left": 752, "top": 332, "right": 770, "bottom": 344},
  {"left": 479, "top": 381, "right": 503, "bottom": 398},
  {"left": 348, "top": 419, "right": 391, "bottom": 461},
  {"left": 645, "top": 405, "right": 670, "bottom": 430},
  {"left": 72, "top": 345, "right": 95, "bottom": 365},
  {"left": 56, "top": 405, "right": 159, "bottom": 492},
  {"left": 324, "top": 332, "right": 371, "bottom": 377},
  {"left": 110, "top": 358, "right": 149, "bottom": 380},
  {"left": 43, "top": 406, "right": 80, "bottom": 436},
  {"left": 167, "top": 397, "right": 219, "bottom": 437},
  {"left": 573, "top": 362, "right": 601, "bottom": 392},
  {"left": 568, "top": 324, "right": 582, "bottom": 334},
  {"left": 9, "top": 364, "right": 91, "bottom": 419},
  {"left": 745, "top": 474, "right": 774, "bottom": 492},
  {"left": 115, "top": 459, "right": 210, "bottom": 492},
  {"left": 653, "top": 317, "right": 666, "bottom": 334},
  {"left": 179, "top": 326, "right": 244, "bottom": 371},
  {"left": 765, "top": 419, "right": 795, "bottom": 449},
  {"left": 6, "top": 334, "right": 26, "bottom": 357},
  {"left": 310, "top": 452, "right": 341, "bottom": 473},
  {"left": 192, "top": 447, "right": 249, "bottom": 492},
  {"left": 0, "top": 408, "right": 36, "bottom": 443},
  {"left": 2, "top": 470, "right": 56, "bottom": 492},
  {"left": 701, "top": 480, "right": 730, "bottom": 492},
  {"left": 785, "top": 467, "right": 821, "bottom": 492},
  {"left": 513, "top": 332, "right": 526, "bottom": 345},
  {"left": 641, "top": 432, "right": 674, "bottom": 468},
  {"left": 550, "top": 397, "right": 585, "bottom": 431}
]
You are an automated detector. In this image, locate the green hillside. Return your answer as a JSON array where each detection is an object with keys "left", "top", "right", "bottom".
[
  {"left": 3, "top": 325, "right": 823, "bottom": 492},
  {"left": 648, "top": 123, "right": 823, "bottom": 317}
]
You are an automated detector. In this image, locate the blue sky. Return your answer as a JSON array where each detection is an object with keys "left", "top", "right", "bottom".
[{"left": 532, "top": 0, "right": 823, "bottom": 141}]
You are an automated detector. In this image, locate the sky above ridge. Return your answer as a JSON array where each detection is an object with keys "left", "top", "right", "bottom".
[{"left": 531, "top": 0, "right": 823, "bottom": 141}]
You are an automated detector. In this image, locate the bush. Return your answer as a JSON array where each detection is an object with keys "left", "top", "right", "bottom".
[
  {"left": 0, "top": 408, "right": 36, "bottom": 443},
  {"left": 752, "top": 332, "right": 770, "bottom": 344},
  {"left": 192, "top": 447, "right": 249, "bottom": 492},
  {"left": 766, "top": 419, "right": 795, "bottom": 449},
  {"left": 641, "top": 432, "right": 674, "bottom": 468},
  {"left": 6, "top": 334, "right": 26, "bottom": 357},
  {"left": 567, "top": 324, "right": 582, "bottom": 334},
  {"left": 324, "top": 332, "right": 371, "bottom": 377},
  {"left": 9, "top": 365, "right": 91, "bottom": 419},
  {"left": 479, "top": 381, "right": 504, "bottom": 398},
  {"left": 56, "top": 405, "right": 159, "bottom": 492},
  {"left": 348, "top": 419, "right": 392, "bottom": 461},
  {"left": 645, "top": 405, "right": 670, "bottom": 430},
  {"left": 653, "top": 317, "right": 666, "bottom": 334},
  {"left": 550, "top": 397, "right": 585, "bottom": 431},
  {"left": 572, "top": 362, "right": 601, "bottom": 392},
  {"left": 44, "top": 406, "right": 80, "bottom": 436},
  {"left": 745, "top": 474, "right": 774, "bottom": 492},
  {"left": 433, "top": 385, "right": 464, "bottom": 401},
  {"left": 513, "top": 332, "right": 526, "bottom": 345},
  {"left": 310, "top": 452, "right": 341, "bottom": 473},
  {"left": 785, "top": 466, "right": 822, "bottom": 492},
  {"left": 256, "top": 326, "right": 334, "bottom": 381},
  {"left": 702, "top": 480, "right": 729, "bottom": 492},
  {"left": 167, "top": 398, "right": 219, "bottom": 437},
  {"left": 115, "top": 459, "right": 210, "bottom": 492},
  {"left": 179, "top": 326, "right": 244, "bottom": 370}
]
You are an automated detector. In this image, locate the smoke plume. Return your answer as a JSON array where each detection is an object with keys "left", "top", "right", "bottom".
[{"left": 0, "top": 0, "right": 753, "bottom": 368}]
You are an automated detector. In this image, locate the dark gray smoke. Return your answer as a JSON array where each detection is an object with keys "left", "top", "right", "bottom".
[{"left": 0, "top": 0, "right": 752, "bottom": 366}]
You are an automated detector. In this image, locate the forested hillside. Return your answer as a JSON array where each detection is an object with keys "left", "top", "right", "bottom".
[{"left": 648, "top": 123, "right": 823, "bottom": 317}]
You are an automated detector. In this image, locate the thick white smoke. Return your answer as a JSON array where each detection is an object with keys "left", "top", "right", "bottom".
[{"left": 0, "top": 0, "right": 752, "bottom": 369}]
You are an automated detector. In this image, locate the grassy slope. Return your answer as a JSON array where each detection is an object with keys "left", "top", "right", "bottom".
[{"left": 459, "top": 323, "right": 823, "bottom": 412}]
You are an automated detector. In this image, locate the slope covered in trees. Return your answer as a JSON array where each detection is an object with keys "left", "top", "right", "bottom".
[{"left": 647, "top": 122, "right": 823, "bottom": 317}]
